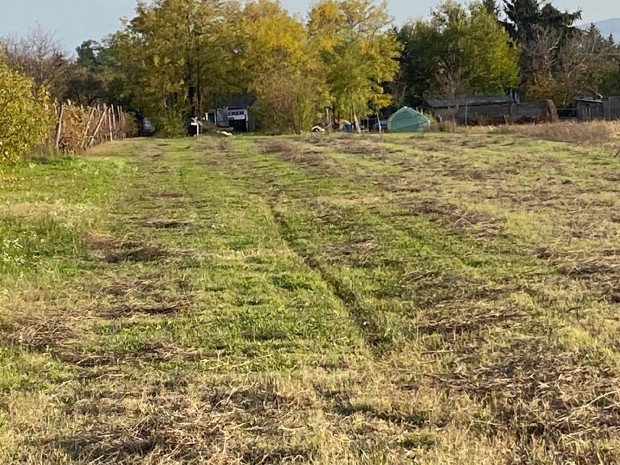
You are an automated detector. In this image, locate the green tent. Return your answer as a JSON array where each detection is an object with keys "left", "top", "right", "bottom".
[{"left": 387, "top": 107, "right": 430, "bottom": 133}]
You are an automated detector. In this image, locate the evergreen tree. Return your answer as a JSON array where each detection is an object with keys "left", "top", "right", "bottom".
[
  {"left": 482, "top": 0, "right": 500, "bottom": 19},
  {"left": 502, "top": 0, "right": 582, "bottom": 85}
]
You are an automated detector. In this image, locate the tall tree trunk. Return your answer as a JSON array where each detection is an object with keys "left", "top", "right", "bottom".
[{"left": 353, "top": 109, "right": 362, "bottom": 134}]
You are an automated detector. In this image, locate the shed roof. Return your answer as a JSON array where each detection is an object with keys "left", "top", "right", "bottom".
[
  {"left": 424, "top": 94, "right": 512, "bottom": 108},
  {"left": 574, "top": 98, "right": 603, "bottom": 104},
  {"left": 573, "top": 88, "right": 603, "bottom": 102}
]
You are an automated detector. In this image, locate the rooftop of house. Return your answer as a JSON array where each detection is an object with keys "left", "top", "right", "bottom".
[{"left": 424, "top": 94, "right": 513, "bottom": 108}]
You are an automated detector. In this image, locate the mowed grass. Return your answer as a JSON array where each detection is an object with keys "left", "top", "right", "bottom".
[{"left": 0, "top": 129, "right": 619, "bottom": 464}]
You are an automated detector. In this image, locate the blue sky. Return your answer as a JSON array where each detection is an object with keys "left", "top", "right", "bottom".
[{"left": 0, "top": 0, "right": 616, "bottom": 51}]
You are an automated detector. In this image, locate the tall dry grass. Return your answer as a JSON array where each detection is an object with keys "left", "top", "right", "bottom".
[{"left": 492, "top": 120, "right": 620, "bottom": 145}]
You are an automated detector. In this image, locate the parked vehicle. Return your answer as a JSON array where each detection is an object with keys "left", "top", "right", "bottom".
[
  {"left": 139, "top": 118, "right": 155, "bottom": 136},
  {"left": 372, "top": 120, "right": 388, "bottom": 132}
]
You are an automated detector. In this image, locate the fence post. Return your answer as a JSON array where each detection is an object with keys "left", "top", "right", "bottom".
[
  {"left": 118, "top": 107, "right": 123, "bottom": 139},
  {"left": 87, "top": 105, "right": 109, "bottom": 149},
  {"left": 55, "top": 104, "right": 65, "bottom": 150},
  {"left": 109, "top": 105, "right": 115, "bottom": 141},
  {"left": 50, "top": 102, "right": 132, "bottom": 153},
  {"left": 80, "top": 107, "right": 96, "bottom": 150}
]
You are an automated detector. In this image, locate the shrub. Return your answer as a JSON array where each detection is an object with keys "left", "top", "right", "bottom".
[
  {"left": 154, "top": 114, "right": 186, "bottom": 138},
  {"left": 252, "top": 69, "right": 325, "bottom": 134},
  {"left": 0, "top": 55, "right": 55, "bottom": 164}
]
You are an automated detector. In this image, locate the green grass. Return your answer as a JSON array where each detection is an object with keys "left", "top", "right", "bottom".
[{"left": 1, "top": 132, "right": 619, "bottom": 464}]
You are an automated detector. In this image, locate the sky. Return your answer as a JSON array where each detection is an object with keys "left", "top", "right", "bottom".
[{"left": 0, "top": 0, "right": 616, "bottom": 51}]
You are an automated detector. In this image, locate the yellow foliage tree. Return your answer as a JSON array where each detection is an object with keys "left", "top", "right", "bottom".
[
  {"left": 235, "top": 0, "right": 326, "bottom": 133},
  {"left": 109, "top": 0, "right": 236, "bottom": 135},
  {"left": 308, "top": 0, "right": 401, "bottom": 131},
  {"left": 0, "top": 54, "right": 54, "bottom": 163},
  {"left": 109, "top": 0, "right": 400, "bottom": 134}
]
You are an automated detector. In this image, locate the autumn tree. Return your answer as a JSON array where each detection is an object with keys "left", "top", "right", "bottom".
[
  {"left": 0, "top": 53, "right": 54, "bottom": 163},
  {"left": 308, "top": 0, "right": 400, "bottom": 131},
  {"left": 500, "top": 0, "right": 620, "bottom": 103},
  {"left": 396, "top": 1, "right": 520, "bottom": 104},
  {"left": 109, "top": 0, "right": 236, "bottom": 135},
  {"left": 101, "top": 0, "right": 403, "bottom": 133},
  {"left": 523, "top": 25, "right": 620, "bottom": 105},
  {"left": 234, "top": 0, "right": 326, "bottom": 133}
]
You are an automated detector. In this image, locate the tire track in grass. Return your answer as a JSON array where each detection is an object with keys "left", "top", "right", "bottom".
[
  {"left": 200, "top": 136, "right": 620, "bottom": 464},
  {"left": 269, "top": 200, "right": 393, "bottom": 348},
  {"left": 201, "top": 137, "right": 398, "bottom": 349},
  {"left": 195, "top": 139, "right": 473, "bottom": 463}
]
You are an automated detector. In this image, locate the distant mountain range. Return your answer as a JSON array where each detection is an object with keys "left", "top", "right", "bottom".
[{"left": 580, "top": 18, "right": 620, "bottom": 41}]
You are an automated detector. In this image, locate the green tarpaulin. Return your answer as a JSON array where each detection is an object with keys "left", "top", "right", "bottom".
[{"left": 387, "top": 107, "right": 430, "bottom": 133}]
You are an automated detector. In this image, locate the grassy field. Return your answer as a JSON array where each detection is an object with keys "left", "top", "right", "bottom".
[{"left": 1, "top": 129, "right": 619, "bottom": 464}]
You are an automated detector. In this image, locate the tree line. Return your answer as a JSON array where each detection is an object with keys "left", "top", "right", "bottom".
[
  {"left": 1, "top": 0, "right": 619, "bottom": 139},
  {"left": 395, "top": 0, "right": 619, "bottom": 108}
]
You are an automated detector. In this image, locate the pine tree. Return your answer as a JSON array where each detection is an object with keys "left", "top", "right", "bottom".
[
  {"left": 502, "top": 0, "right": 581, "bottom": 44},
  {"left": 502, "top": 0, "right": 582, "bottom": 87},
  {"left": 482, "top": 0, "right": 500, "bottom": 19}
]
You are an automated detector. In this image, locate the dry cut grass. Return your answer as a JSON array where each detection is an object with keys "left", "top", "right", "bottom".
[{"left": 1, "top": 129, "right": 620, "bottom": 464}]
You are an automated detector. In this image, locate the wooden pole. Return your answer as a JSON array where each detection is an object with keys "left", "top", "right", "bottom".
[
  {"left": 87, "top": 106, "right": 108, "bottom": 149},
  {"left": 118, "top": 106, "right": 124, "bottom": 139},
  {"left": 55, "top": 104, "right": 64, "bottom": 150},
  {"left": 80, "top": 107, "right": 96, "bottom": 150},
  {"left": 109, "top": 105, "right": 115, "bottom": 141},
  {"left": 100, "top": 104, "right": 107, "bottom": 145}
]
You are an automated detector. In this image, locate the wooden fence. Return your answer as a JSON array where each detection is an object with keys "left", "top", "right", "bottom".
[
  {"left": 51, "top": 101, "right": 135, "bottom": 153},
  {"left": 430, "top": 100, "right": 557, "bottom": 126},
  {"left": 576, "top": 97, "right": 620, "bottom": 122}
]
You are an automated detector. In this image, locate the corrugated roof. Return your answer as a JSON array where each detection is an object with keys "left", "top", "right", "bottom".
[
  {"left": 424, "top": 94, "right": 512, "bottom": 108},
  {"left": 573, "top": 98, "right": 603, "bottom": 103}
]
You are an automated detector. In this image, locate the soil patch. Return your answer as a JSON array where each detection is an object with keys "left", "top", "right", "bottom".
[
  {"left": 100, "top": 299, "right": 190, "bottom": 319},
  {"left": 405, "top": 198, "right": 503, "bottom": 238},
  {"left": 86, "top": 233, "right": 168, "bottom": 263},
  {"left": 143, "top": 218, "right": 195, "bottom": 229}
]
